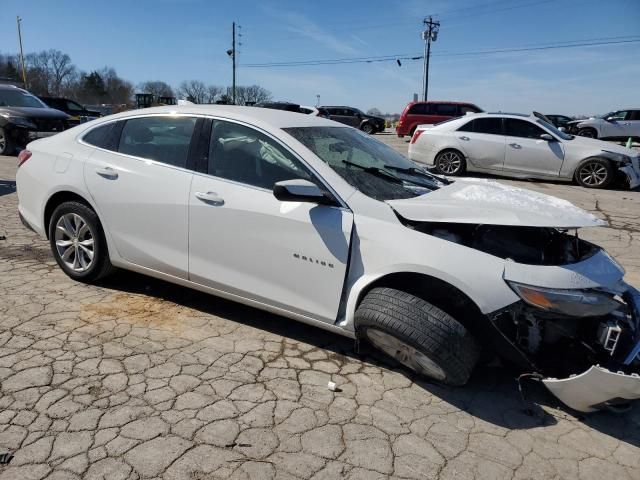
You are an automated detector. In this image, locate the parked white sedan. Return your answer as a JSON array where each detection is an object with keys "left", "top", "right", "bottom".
[
  {"left": 408, "top": 112, "right": 640, "bottom": 189},
  {"left": 15, "top": 105, "right": 640, "bottom": 412}
]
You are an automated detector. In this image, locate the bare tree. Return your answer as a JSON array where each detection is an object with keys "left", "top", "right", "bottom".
[
  {"left": 206, "top": 85, "right": 224, "bottom": 103},
  {"left": 232, "top": 85, "right": 272, "bottom": 106},
  {"left": 138, "top": 80, "right": 174, "bottom": 97},
  {"left": 177, "top": 80, "right": 208, "bottom": 104},
  {"left": 24, "top": 49, "right": 76, "bottom": 96},
  {"left": 49, "top": 50, "right": 75, "bottom": 96},
  {"left": 366, "top": 107, "right": 382, "bottom": 116}
]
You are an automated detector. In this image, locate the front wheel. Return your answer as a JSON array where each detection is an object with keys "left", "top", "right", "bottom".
[
  {"left": 0, "top": 127, "right": 15, "bottom": 156},
  {"left": 434, "top": 150, "right": 466, "bottom": 176},
  {"left": 361, "top": 123, "right": 374, "bottom": 135},
  {"left": 574, "top": 158, "right": 613, "bottom": 189},
  {"left": 356, "top": 287, "right": 480, "bottom": 386},
  {"left": 48, "top": 201, "right": 114, "bottom": 282},
  {"left": 577, "top": 128, "right": 597, "bottom": 139}
]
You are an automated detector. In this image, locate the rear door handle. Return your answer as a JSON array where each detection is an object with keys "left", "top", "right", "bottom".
[
  {"left": 459, "top": 136, "right": 470, "bottom": 141},
  {"left": 195, "top": 191, "right": 225, "bottom": 206},
  {"left": 509, "top": 143, "right": 522, "bottom": 149},
  {"left": 96, "top": 167, "right": 118, "bottom": 179}
]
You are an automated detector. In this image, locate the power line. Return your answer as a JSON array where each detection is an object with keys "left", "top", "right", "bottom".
[{"left": 240, "top": 36, "right": 640, "bottom": 68}]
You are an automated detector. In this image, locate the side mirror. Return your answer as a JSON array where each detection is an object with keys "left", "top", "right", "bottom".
[
  {"left": 273, "top": 179, "right": 338, "bottom": 206},
  {"left": 558, "top": 127, "right": 567, "bottom": 133},
  {"left": 540, "top": 133, "right": 555, "bottom": 141}
]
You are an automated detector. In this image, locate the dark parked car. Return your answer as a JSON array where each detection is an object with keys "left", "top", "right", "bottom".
[
  {"left": 254, "top": 101, "right": 305, "bottom": 113},
  {"left": 396, "top": 101, "right": 483, "bottom": 137},
  {"left": 321, "top": 106, "right": 385, "bottom": 134},
  {"left": 545, "top": 114, "right": 573, "bottom": 130},
  {"left": 39, "top": 97, "right": 102, "bottom": 125},
  {"left": 0, "top": 85, "right": 70, "bottom": 155}
]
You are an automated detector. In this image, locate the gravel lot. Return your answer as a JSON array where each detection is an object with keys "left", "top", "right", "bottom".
[{"left": 1, "top": 138, "right": 639, "bottom": 480}]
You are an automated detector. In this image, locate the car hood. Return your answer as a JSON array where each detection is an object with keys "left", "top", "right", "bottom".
[
  {"left": 386, "top": 178, "right": 605, "bottom": 228},
  {"left": 0, "top": 106, "right": 70, "bottom": 120},
  {"left": 569, "top": 135, "right": 638, "bottom": 156}
]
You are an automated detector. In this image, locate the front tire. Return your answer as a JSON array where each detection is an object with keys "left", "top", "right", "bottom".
[
  {"left": 361, "top": 123, "right": 374, "bottom": 135},
  {"left": 356, "top": 287, "right": 480, "bottom": 386},
  {"left": 574, "top": 158, "right": 613, "bottom": 189},
  {"left": 0, "top": 127, "right": 15, "bottom": 156},
  {"left": 434, "top": 149, "right": 466, "bottom": 176},
  {"left": 578, "top": 128, "right": 598, "bottom": 139},
  {"left": 48, "top": 201, "right": 114, "bottom": 282}
]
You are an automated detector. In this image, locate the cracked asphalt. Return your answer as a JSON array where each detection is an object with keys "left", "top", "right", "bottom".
[{"left": 1, "top": 140, "right": 639, "bottom": 479}]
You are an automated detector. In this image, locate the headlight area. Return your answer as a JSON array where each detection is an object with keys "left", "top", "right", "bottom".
[{"left": 487, "top": 283, "right": 639, "bottom": 381}]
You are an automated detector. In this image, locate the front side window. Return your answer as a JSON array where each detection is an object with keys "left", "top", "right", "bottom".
[
  {"left": 67, "top": 100, "right": 84, "bottom": 111},
  {"left": 285, "top": 126, "right": 441, "bottom": 201},
  {"left": 208, "top": 120, "right": 312, "bottom": 189},
  {"left": 118, "top": 116, "right": 196, "bottom": 168},
  {"left": 606, "top": 111, "right": 629, "bottom": 121},
  {"left": 505, "top": 118, "right": 546, "bottom": 139}
]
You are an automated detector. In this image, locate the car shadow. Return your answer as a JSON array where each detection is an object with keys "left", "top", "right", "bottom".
[
  {"left": 0, "top": 180, "right": 16, "bottom": 198},
  {"left": 98, "top": 269, "right": 640, "bottom": 445}
]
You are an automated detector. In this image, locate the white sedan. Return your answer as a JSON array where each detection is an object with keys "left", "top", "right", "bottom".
[
  {"left": 16, "top": 105, "right": 640, "bottom": 412},
  {"left": 408, "top": 112, "right": 640, "bottom": 189}
]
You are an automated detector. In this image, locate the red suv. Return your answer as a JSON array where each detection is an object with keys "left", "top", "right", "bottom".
[{"left": 396, "top": 101, "right": 482, "bottom": 137}]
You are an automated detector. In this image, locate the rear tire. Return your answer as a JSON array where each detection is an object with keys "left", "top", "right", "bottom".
[
  {"left": 574, "top": 158, "right": 613, "bottom": 189},
  {"left": 356, "top": 287, "right": 480, "bottom": 386},
  {"left": 577, "top": 128, "right": 598, "bottom": 139},
  {"left": 48, "top": 201, "right": 114, "bottom": 282},
  {"left": 434, "top": 149, "right": 466, "bottom": 176},
  {"left": 0, "top": 127, "right": 15, "bottom": 156}
]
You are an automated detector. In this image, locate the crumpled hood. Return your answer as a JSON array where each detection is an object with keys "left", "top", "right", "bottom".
[
  {"left": 387, "top": 178, "right": 605, "bottom": 228},
  {"left": 569, "top": 135, "right": 638, "bottom": 156}
]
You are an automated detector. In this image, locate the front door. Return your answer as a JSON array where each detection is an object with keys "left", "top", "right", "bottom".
[
  {"left": 188, "top": 119, "right": 353, "bottom": 322},
  {"left": 83, "top": 115, "right": 197, "bottom": 278},
  {"left": 503, "top": 118, "right": 564, "bottom": 177}
]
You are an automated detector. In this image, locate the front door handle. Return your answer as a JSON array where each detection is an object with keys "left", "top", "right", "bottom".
[
  {"left": 459, "top": 136, "right": 470, "bottom": 141},
  {"left": 195, "top": 191, "right": 225, "bottom": 206},
  {"left": 509, "top": 143, "right": 522, "bottom": 149},
  {"left": 96, "top": 167, "right": 118, "bottom": 179}
]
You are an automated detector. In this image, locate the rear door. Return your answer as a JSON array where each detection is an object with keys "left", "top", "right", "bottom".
[
  {"left": 83, "top": 115, "right": 198, "bottom": 278},
  {"left": 455, "top": 117, "right": 506, "bottom": 171},
  {"left": 503, "top": 118, "right": 564, "bottom": 176},
  {"left": 188, "top": 119, "right": 353, "bottom": 322},
  {"left": 327, "top": 108, "right": 352, "bottom": 126}
]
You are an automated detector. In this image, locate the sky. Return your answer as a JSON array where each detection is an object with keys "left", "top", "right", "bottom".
[{"left": 1, "top": 0, "right": 639, "bottom": 115}]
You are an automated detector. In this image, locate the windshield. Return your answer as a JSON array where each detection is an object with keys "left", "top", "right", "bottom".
[
  {"left": 284, "top": 126, "right": 443, "bottom": 201},
  {"left": 536, "top": 119, "right": 573, "bottom": 140},
  {"left": 0, "top": 89, "right": 46, "bottom": 108}
]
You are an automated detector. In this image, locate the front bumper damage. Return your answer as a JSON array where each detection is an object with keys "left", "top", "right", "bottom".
[{"left": 619, "top": 157, "right": 640, "bottom": 189}]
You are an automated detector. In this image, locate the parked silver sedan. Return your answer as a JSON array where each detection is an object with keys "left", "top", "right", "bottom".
[{"left": 408, "top": 112, "right": 640, "bottom": 189}]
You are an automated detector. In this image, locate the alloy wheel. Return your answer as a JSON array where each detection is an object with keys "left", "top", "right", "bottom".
[
  {"left": 365, "top": 328, "right": 446, "bottom": 380},
  {"left": 54, "top": 213, "right": 95, "bottom": 272},
  {"left": 578, "top": 162, "right": 608, "bottom": 187},
  {"left": 437, "top": 151, "right": 462, "bottom": 174},
  {"left": 0, "top": 129, "right": 6, "bottom": 154}
]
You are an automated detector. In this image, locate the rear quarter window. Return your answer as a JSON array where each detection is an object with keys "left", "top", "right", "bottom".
[{"left": 82, "top": 123, "right": 116, "bottom": 149}]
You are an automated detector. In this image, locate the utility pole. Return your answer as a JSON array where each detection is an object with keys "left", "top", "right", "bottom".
[
  {"left": 421, "top": 16, "right": 440, "bottom": 102},
  {"left": 231, "top": 21, "right": 236, "bottom": 104},
  {"left": 17, "top": 16, "right": 28, "bottom": 88}
]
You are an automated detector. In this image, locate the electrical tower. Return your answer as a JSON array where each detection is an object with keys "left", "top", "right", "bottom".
[{"left": 421, "top": 16, "right": 440, "bottom": 102}]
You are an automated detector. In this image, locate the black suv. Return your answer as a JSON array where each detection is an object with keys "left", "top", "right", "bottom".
[
  {"left": 0, "top": 85, "right": 70, "bottom": 155},
  {"left": 39, "top": 97, "right": 101, "bottom": 126},
  {"left": 321, "top": 106, "right": 385, "bottom": 134}
]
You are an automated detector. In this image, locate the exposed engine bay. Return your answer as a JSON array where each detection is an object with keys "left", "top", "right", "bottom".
[{"left": 400, "top": 217, "right": 640, "bottom": 411}]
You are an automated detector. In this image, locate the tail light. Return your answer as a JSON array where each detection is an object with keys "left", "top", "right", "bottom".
[
  {"left": 410, "top": 129, "right": 425, "bottom": 144},
  {"left": 17, "top": 150, "right": 32, "bottom": 167}
]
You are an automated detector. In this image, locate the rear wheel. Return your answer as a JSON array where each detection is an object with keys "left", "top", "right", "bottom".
[
  {"left": 434, "top": 149, "right": 466, "bottom": 176},
  {"left": 48, "top": 201, "right": 114, "bottom": 282},
  {"left": 578, "top": 128, "right": 597, "bottom": 139},
  {"left": 356, "top": 287, "right": 480, "bottom": 386},
  {"left": 0, "top": 127, "right": 14, "bottom": 155},
  {"left": 574, "top": 158, "right": 613, "bottom": 189}
]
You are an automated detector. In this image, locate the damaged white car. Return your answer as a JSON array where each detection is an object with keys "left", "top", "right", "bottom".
[
  {"left": 16, "top": 106, "right": 640, "bottom": 413},
  {"left": 408, "top": 112, "right": 640, "bottom": 189}
]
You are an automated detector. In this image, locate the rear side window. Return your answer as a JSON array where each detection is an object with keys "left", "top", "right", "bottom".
[
  {"left": 505, "top": 119, "right": 546, "bottom": 139},
  {"left": 434, "top": 104, "right": 458, "bottom": 116},
  {"left": 629, "top": 110, "right": 640, "bottom": 121},
  {"left": 118, "top": 116, "right": 196, "bottom": 168},
  {"left": 82, "top": 123, "right": 115, "bottom": 149},
  {"left": 457, "top": 118, "right": 502, "bottom": 135}
]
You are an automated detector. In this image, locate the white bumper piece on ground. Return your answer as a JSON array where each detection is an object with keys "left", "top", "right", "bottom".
[{"left": 543, "top": 366, "right": 640, "bottom": 413}]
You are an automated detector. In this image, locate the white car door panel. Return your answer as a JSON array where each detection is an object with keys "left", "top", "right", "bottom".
[
  {"left": 189, "top": 119, "right": 353, "bottom": 322},
  {"left": 503, "top": 119, "right": 564, "bottom": 176},
  {"left": 83, "top": 116, "right": 197, "bottom": 278},
  {"left": 455, "top": 117, "right": 505, "bottom": 171}
]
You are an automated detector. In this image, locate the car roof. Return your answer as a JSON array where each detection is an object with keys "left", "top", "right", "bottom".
[
  {"left": 89, "top": 105, "right": 339, "bottom": 129},
  {"left": 408, "top": 100, "right": 476, "bottom": 105}
]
